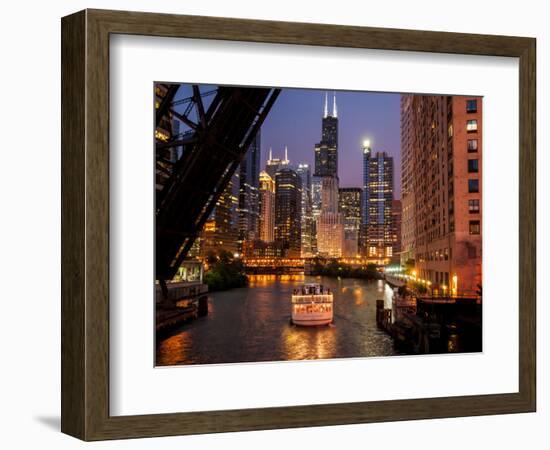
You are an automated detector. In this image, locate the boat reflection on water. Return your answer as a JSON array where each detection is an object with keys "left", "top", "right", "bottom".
[
  {"left": 281, "top": 323, "right": 337, "bottom": 361},
  {"left": 248, "top": 273, "right": 305, "bottom": 287}
]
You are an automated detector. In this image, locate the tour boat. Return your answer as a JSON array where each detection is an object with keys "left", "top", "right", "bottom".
[{"left": 291, "top": 283, "right": 333, "bottom": 326}]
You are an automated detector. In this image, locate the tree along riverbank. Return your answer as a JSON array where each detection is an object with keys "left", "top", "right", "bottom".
[
  {"left": 309, "top": 259, "right": 382, "bottom": 280},
  {"left": 203, "top": 251, "right": 248, "bottom": 292}
]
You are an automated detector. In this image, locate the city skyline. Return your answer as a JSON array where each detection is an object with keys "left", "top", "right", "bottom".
[
  {"left": 162, "top": 85, "right": 482, "bottom": 292},
  {"left": 155, "top": 83, "right": 483, "bottom": 365},
  {"left": 166, "top": 84, "right": 400, "bottom": 263},
  {"left": 259, "top": 88, "right": 401, "bottom": 196},
  {"left": 173, "top": 85, "right": 401, "bottom": 196}
]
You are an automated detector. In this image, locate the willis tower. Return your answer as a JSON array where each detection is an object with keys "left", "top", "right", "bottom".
[
  {"left": 313, "top": 92, "right": 344, "bottom": 258},
  {"left": 314, "top": 92, "right": 338, "bottom": 177}
]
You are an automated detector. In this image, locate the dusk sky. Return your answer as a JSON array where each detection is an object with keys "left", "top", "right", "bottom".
[
  {"left": 172, "top": 85, "right": 402, "bottom": 197},
  {"left": 260, "top": 88, "right": 401, "bottom": 196}
]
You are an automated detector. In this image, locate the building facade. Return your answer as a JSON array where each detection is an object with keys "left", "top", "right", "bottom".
[
  {"left": 242, "top": 239, "right": 285, "bottom": 258},
  {"left": 360, "top": 140, "right": 371, "bottom": 257},
  {"left": 296, "top": 164, "right": 314, "bottom": 257},
  {"left": 237, "top": 131, "right": 261, "bottom": 250},
  {"left": 200, "top": 171, "right": 240, "bottom": 256},
  {"left": 400, "top": 94, "right": 483, "bottom": 295},
  {"left": 391, "top": 199, "right": 402, "bottom": 263},
  {"left": 363, "top": 148, "right": 395, "bottom": 262},
  {"left": 316, "top": 176, "right": 344, "bottom": 258},
  {"left": 339, "top": 187, "right": 362, "bottom": 258},
  {"left": 400, "top": 96, "right": 416, "bottom": 266},
  {"left": 274, "top": 168, "right": 302, "bottom": 257},
  {"left": 258, "top": 170, "right": 275, "bottom": 243},
  {"left": 310, "top": 175, "right": 323, "bottom": 255}
]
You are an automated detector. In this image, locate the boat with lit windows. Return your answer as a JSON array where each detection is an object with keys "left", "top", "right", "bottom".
[{"left": 291, "top": 283, "right": 333, "bottom": 326}]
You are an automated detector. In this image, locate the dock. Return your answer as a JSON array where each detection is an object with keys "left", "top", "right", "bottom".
[
  {"left": 156, "top": 281, "right": 209, "bottom": 335},
  {"left": 376, "top": 295, "right": 482, "bottom": 354}
]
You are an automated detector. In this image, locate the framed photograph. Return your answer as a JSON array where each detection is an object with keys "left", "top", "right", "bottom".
[{"left": 61, "top": 9, "right": 536, "bottom": 441}]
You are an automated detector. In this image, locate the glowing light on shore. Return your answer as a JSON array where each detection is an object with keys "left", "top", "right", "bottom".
[{"left": 451, "top": 274, "right": 458, "bottom": 296}]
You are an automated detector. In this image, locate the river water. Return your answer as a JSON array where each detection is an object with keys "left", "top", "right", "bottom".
[{"left": 156, "top": 275, "right": 399, "bottom": 366}]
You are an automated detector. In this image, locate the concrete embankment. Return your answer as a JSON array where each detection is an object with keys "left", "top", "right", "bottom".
[{"left": 156, "top": 281, "right": 209, "bottom": 335}]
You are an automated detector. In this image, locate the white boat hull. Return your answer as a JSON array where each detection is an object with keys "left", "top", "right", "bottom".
[
  {"left": 292, "top": 311, "right": 333, "bottom": 326},
  {"left": 291, "top": 283, "right": 333, "bottom": 326}
]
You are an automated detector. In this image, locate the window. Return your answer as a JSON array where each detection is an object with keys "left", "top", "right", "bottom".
[
  {"left": 467, "top": 120, "right": 478, "bottom": 133},
  {"left": 447, "top": 124, "right": 453, "bottom": 138},
  {"left": 466, "top": 99, "right": 478, "bottom": 113},
  {"left": 468, "top": 159, "right": 479, "bottom": 173},
  {"left": 469, "top": 199, "right": 480, "bottom": 213},
  {"left": 468, "top": 179, "right": 479, "bottom": 193},
  {"left": 468, "top": 139, "right": 478, "bottom": 152},
  {"left": 469, "top": 220, "right": 481, "bottom": 235},
  {"left": 468, "top": 246, "right": 477, "bottom": 258}
]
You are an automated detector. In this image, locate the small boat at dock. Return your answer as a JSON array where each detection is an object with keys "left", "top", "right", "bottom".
[{"left": 291, "top": 283, "right": 333, "bottom": 326}]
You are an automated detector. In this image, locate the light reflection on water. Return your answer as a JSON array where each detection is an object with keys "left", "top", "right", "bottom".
[{"left": 156, "top": 275, "right": 397, "bottom": 366}]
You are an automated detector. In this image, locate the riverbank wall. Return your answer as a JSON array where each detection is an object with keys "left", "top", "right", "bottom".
[
  {"left": 376, "top": 295, "right": 482, "bottom": 354},
  {"left": 156, "top": 281, "right": 209, "bottom": 336}
]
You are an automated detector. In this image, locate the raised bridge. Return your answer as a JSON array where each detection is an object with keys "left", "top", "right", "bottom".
[{"left": 155, "top": 84, "right": 280, "bottom": 282}]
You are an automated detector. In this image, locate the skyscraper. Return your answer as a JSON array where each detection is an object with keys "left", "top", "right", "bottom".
[
  {"left": 258, "top": 170, "right": 275, "bottom": 243},
  {"left": 314, "top": 92, "right": 338, "bottom": 178},
  {"left": 274, "top": 168, "right": 302, "bottom": 258},
  {"left": 296, "top": 164, "right": 314, "bottom": 257},
  {"left": 312, "top": 92, "right": 343, "bottom": 258},
  {"left": 200, "top": 171, "right": 239, "bottom": 256},
  {"left": 364, "top": 149, "right": 394, "bottom": 262},
  {"left": 400, "top": 94, "right": 482, "bottom": 295},
  {"left": 339, "top": 187, "right": 363, "bottom": 258},
  {"left": 316, "top": 176, "right": 344, "bottom": 258},
  {"left": 361, "top": 140, "right": 372, "bottom": 230},
  {"left": 400, "top": 95, "right": 416, "bottom": 267},
  {"left": 237, "top": 131, "right": 261, "bottom": 249},
  {"left": 265, "top": 146, "right": 290, "bottom": 180},
  {"left": 310, "top": 175, "right": 323, "bottom": 256}
]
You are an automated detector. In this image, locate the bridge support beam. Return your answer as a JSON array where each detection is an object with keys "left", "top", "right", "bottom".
[{"left": 155, "top": 86, "right": 280, "bottom": 281}]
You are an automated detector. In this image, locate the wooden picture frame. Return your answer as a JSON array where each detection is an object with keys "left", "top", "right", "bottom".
[{"left": 61, "top": 8, "right": 536, "bottom": 441}]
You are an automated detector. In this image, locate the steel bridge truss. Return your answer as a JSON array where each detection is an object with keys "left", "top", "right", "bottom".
[{"left": 155, "top": 84, "right": 280, "bottom": 281}]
